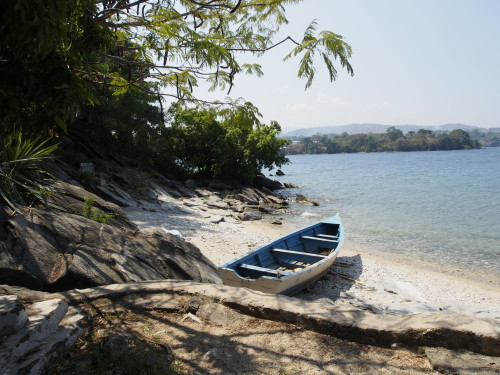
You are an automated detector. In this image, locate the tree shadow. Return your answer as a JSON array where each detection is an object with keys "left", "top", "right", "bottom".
[
  {"left": 58, "top": 293, "right": 431, "bottom": 375},
  {"left": 295, "top": 254, "right": 364, "bottom": 303}
]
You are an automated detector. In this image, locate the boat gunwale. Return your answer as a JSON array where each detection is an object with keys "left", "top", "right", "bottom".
[{"left": 218, "top": 216, "right": 344, "bottom": 283}]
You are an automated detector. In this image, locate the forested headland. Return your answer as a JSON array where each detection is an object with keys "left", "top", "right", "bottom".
[{"left": 282, "top": 127, "right": 482, "bottom": 155}]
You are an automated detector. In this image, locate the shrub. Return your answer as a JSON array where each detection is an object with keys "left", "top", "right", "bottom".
[{"left": 0, "top": 130, "right": 58, "bottom": 211}]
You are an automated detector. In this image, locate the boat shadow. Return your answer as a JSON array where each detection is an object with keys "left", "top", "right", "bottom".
[{"left": 295, "top": 254, "right": 364, "bottom": 303}]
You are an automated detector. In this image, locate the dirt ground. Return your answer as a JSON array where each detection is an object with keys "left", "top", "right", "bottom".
[{"left": 47, "top": 300, "right": 437, "bottom": 375}]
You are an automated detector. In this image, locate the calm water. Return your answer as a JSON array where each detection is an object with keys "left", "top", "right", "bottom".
[{"left": 274, "top": 148, "right": 500, "bottom": 275}]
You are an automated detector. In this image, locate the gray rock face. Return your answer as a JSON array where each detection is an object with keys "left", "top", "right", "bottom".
[
  {"left": 47, "top": 181, "right": 137, "bottom": 231},
  {"left": 0, "top": 208, "right": 221, "bottom": 291},
  {"left": 0, "top": 296, "right": 86, "bottom": 375},
  {"left": 0, "top": 295, "right": 28, "bottom": 337},
  {"left": 425, "top": 347, "right": 500, "bottom": 374}
]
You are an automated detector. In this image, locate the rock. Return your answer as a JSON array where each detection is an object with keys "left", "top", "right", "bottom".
[
  {"left": 383, "top": 301, "right": 439, "bottom": 315},
  {"left": 265, "top": 194, "right": 287, "bottom": 206},
  {"left": 95, "top": 183, "right": 138, "bottom": 208},
  {"left": 148, "top": 182, "right": 177, "bottom": 204},
  {"left": 0, "top": 295, "right": 85, "bottom": 375},
  {"left": 205, "top": 197, "right": 230, "bottom": 210},
  {"left": 0, "top": 208, "right": 221, "bottom": 291},
  {"left": 185, "top": 179, "right": 198, "bottom": 189},
  {"left": 160, "top": 229, "right": 183, "bottom": 240},
  {"left": 162, "top": 186, "right": 183, "bottom": 198},
  {"left": 103, "top": 333, "right": 129, "bottom": 353},
  {"left": 187, "top": 298, "right": 201, "bottom": 314},
  {"left": 205, "top": 208, "right": 230, "bottom": 217},
  {"left": 272, "top": 220, "right": 282, "bottom": 225},
  {"left": 276, "top": 169, "right": 285, "bottom": 176},
  {"left": 177, "top": 186, "right": 198, "bottom": 198},
  {"left": 195, "top": 188, "right": 212, "bottom": 197},
  {"left": 67, "top": 179, "right": 84, "bottom": 189},
  {"left": 46, "top": 181, "right": 137, "bottom": 231},
  {"left": 222, "top": 216, "right": 240, "bottom": 224},
  {"left": 168, "top": 180, "right": 198, "bottom": 198},
  {"left": 0, "top": 295, "right": 28, "bottom": 337},
  {"left": 257, "top": 204, "right": 273, "bottom": 213},
  {"left": 112, "top": 172, "right": 133, "bottom": 186},
  {"left": 237, "top": 211, "right": 262, "bottom": 221},
  {"left": 253, "top": 175, "right": 284, "bottom": 191},
  {"left": 296, "top": 194, "right": 309, "bottom": 203},
  {"left": 424, "top": 347, "right": 500, "bottom": 374},
  {"left": 237, "top": 187, "right": 271, "bottom": 205},
  {"left": 54, "top": 281, "right": 500, "bottom": 357},
  {"left": 208, "top": 181, "right": 234, "bottom": 190},
  {"left": 209, "top": 216, "right": 224, "bottom": 224},
  {"left": 109, "top": 152, "right": 133, "bottom": 167},
  {"left": 138, "top": 200, "right": 161, "bottom": 212}
]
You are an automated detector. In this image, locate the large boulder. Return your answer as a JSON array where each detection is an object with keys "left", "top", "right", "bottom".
[
  {"left": 0, "top": 208, "right": 221, "bottom": 291},
  {"left": 46, "top": 181, "right": 137, "bottom": 232},
  {"left": 253, "top": 175, "right": 285, "bottom": 191}
]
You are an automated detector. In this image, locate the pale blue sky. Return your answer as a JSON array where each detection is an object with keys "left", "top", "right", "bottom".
[{"left": 201, "top": 0, "right": 500, "bottom": 131}]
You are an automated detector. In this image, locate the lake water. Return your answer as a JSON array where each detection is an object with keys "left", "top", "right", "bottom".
[{"left": 273, "top": 148, "right": 500, "bottom": 276}]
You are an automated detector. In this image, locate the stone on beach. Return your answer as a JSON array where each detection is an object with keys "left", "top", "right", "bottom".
[{"left": 0, "top": 207, "right": 221, "bottom": 291}]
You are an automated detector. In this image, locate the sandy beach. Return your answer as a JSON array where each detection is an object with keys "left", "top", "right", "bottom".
[{"left": 125, "top": 205, "right": 500, "bottom": 320}]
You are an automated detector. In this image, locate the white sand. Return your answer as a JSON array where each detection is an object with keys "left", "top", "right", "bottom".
[{"left": 125, "top": 206, "right": 500, "bottom": 320}]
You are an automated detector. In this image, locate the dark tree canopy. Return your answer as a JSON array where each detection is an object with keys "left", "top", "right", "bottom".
[{"left": 1, "top": 0, "right": 354, "bottom": 135}]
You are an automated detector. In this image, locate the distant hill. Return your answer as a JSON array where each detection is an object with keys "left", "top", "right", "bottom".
[{"left": 282, "top": 123, "right": 482, "bottom": 137}]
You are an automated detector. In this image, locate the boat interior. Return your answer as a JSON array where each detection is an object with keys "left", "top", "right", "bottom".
[{"left": 234, "top": 222, "right": 341, "bottom": 279}]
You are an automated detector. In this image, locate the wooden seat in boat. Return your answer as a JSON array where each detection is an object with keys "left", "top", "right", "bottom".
[
  {"left": 272, "top": 248, "right": 326, "bottom": 263},
  {"left": 239, "top": 263, "right": 291, "bottom": 278},
  {"left": 300, "top": 236, "right": 338, "bottom": 248}
]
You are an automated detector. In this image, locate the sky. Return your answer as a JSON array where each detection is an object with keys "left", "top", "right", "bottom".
[{"left": 197, "top": 0, "right": 500, "bottom": 132}]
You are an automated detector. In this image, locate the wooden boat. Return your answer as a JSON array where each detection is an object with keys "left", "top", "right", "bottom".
[{"left": 218, "top": 216, "right": 344, "bottom": 295}]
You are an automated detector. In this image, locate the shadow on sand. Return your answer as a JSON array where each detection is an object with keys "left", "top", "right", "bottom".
[{"left": 295, "top": 254, "right": 365, "bottom": 303}]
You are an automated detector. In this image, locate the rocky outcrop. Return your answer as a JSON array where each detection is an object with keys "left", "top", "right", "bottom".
[
  {"left": 0, "top": 295, "right": 86, "bottom": 375},
  {"left": 6, "top": 281, "right": 497, "bottom": 357},
  {"left": 0, "top": 208, "right": 221, "bottom": 291},
  {"left": 47, "top": 181, "right": 137, "bottom": 231}
]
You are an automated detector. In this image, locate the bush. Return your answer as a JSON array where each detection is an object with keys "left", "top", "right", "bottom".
[
  {"left": 164, "top": 104, "right": 289, "bottom": 182},
  {"left": 0, "top": 130, "right": 58, "bottom": 211}
]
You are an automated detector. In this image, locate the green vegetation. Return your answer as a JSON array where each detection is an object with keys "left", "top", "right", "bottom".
[
  {"left": 469, "top": 128, "right": 500, "bottom": 147},
  {"left": 0, "top": 1, "right": 354, "bottom": 206},
  {"left": 1, "top": 0, "right": 353, "bottom": 135},
  {"left": 0, "top": 130, "right": 58, "bottom": 212},
  {"left": 284, "top": 127, "right": 481, "bottom": 154},
  {"left": 83, "top": 196, "right": 116, "bottom": 224},
  {"left": 161, "top": 103, "right": 289, "bottom": 181}
]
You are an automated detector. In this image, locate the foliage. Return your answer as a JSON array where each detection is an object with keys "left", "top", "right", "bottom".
[
  {"left": 164, "top": 103, "right": 289, "bottom": 181},
  {"left": 82, "top": 196, "right": 116, "bottom": 224},
  {"left": 76, "top": 86, "right": 165, "bottom": 164},
  {"left": 0, "top": 130, "right": 58, "bottom": 211},
  {"left": 1, "top": 0, "right": 353, "bottom": 136},
  {"left": 89, "top": 0, "right": 354, "bottom": 99},
  {"left": 284, "top": 128, "right": 481, "bottom": 155},
  {"left": 0, "top": 0, "right": 114, "bottom": 133},
  {"left": 2, "top": 1, "right": 353, "bottom": 187},
  {"left": 468, "top": 128, "right": 500, "bottom": 147}
]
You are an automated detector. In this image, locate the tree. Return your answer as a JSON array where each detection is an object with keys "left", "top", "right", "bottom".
[
  {"left": 164, "top": 104, "right": 288, "bottom": 181},
  {"left": 92, "top": 1, "right": 354, "bottom": 96},
  {"left": 386, "top": 126, "right": 404, "bottom": 142},
  {"left": 0, "top": 0, "right": 114, "bottom": 133},
  {"left": 1, "top": 0, "right": 354, "bottom": 136}
]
